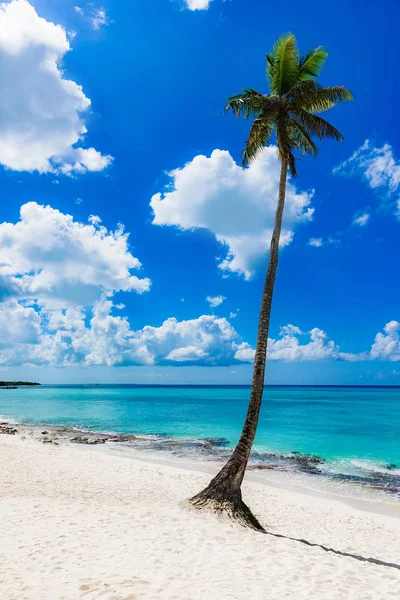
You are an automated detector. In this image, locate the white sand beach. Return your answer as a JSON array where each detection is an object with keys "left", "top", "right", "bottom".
[{"left": 1, "top": 433, "right": 400, "bottom": 600}]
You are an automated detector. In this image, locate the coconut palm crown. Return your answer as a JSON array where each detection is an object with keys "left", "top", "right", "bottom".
[{"left": 225, "top": 32, "right": 352, "bottom": 173}]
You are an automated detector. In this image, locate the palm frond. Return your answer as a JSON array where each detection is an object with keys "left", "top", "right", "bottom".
[
  {"left": 243, "top": 114, "right": 275, "bottom": 165},
  {"left": 267, "top": 32, "right": 299, "bottom": 96},
  {"left": 224, "top": 89, "right": 265, "bottom": 118},
  {"left": 265, "top": 53, "right": 275, "bottom": 89},
  {"left": 293, "top": 108, "right": 344, "bottom": 141},
  {"left": 298, "top": 46, "right": 327, "bottom": 80},
  {"left": 288, "top": 81, "right": 352, "bottom": 112},
  {"left": 298, "top": 86, "right": 353, "bottom": 113},
  {"left": 288, "top": 118, "right": 319, "bottom": 156},
  {"left": 285, "top": 80, "right": 321, "bottom": 105}
]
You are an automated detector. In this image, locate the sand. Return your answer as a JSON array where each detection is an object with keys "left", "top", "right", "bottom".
[{"left": 1, "top": 433, "right": 399, "bottom": 600}]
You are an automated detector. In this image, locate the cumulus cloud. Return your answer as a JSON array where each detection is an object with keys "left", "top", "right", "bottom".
[
  {"left": 267, "top": 326, "right": 345, "bottom": 362},
  {"left": 0, "top": 202, "right": 150, "bottom": 309},
  {"left": 151, "top": 148, "right": 314, "bottom": 279},
  {"left": 184, "top": 0, "right": 213, "bottom": 10},
  {"left": 334, "top": 140, "right": 400, "bottom": 217},
  {"left": 0, "top": 201, "right": 398, "bottom": 368},
  {"left": 352, "top": 212, "right": 370, "bottom": 227},
  {"left": 267, "top": 322, "right": 400, "bottom": 363},
  {"left": 0, "top": 305, "right": 254, "bottom": 368},
  {"left": 308, "top": 237, "right": 323, "bottom": 247},
  {"left": 206, "top": 295, "right": 225, "bottom": 308},
  {"left": 0, "top": 0, "right": 112, "bottom": 174},
  {"left": 0, "top": 294, "right": 399, "bottom": 367},
  {"left": 370, "top": 321, "right": 400, "bottom": 362},
  {"left": 0, "top": 201, "right": 251, "bottom": 368},
  {"left": 0, "top": 300, "right": 40, "bottom": 345}
]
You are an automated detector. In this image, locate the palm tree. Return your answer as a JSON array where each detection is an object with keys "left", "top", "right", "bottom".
[{"left": 190, "top": 33, "right": 353, "bottom": 531}]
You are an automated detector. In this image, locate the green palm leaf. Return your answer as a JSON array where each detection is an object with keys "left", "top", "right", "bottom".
[
  {"left": 293, "top": 108, "right": 344, "bottom": 141},
  {"left": 298, "top": 47, "right": 327, "bottom": 80},
  {"left": 224, "top": 89, "right": 264, "bottom": 118},
  {"left": 289, "top": 81, "right": 353, "bottom": 112},
  {"left": 243, "top": 114, "right": 275, "bottom": 165},
  {"left": 288, "top": 118, "right": 319, "bottom": 156},
  {"left": 267, "top": 32, "right": 299, "bottom": 96}
]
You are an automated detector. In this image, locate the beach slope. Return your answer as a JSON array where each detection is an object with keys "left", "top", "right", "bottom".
[{"left": 1, "top": 435, "right": 399, "bottom": 599}]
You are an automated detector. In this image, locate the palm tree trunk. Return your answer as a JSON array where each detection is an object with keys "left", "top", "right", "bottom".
[{"left": 190, "top": 156, "right": 289, "bottom": 531}]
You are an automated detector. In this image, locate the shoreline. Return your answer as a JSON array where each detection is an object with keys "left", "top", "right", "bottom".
[
  {"left": 1, "top": 418, "right": 399, "bottom": 517},
  {"left": 1, "top": 430, "right": 400, "bottom": 599}
]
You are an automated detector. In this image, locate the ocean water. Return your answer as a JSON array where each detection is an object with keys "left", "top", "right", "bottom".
[{"left": 1, "top": 384, "right": 399, "bottom": 497}]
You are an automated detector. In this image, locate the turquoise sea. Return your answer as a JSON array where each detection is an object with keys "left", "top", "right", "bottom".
[{"left": 1, "top": 385, "right": 399, "bottom": 496}]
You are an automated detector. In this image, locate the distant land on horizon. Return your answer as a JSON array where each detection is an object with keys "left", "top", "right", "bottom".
[{"left": 0, "top": 381, "right": 41, "bottom": 387}]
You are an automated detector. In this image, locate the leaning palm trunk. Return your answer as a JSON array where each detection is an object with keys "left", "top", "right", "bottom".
[{"left": 190, "top": 158, "right": 288, "bottom": 531}]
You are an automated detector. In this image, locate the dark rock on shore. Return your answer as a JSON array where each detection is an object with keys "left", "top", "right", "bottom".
[
  {"left": 70, "top": 436, "right": 106, "bottom": 445},
  {"left": 106, "top": 434, "right": 139, "bottom": 443},
  {"left": 290, "top": 451, "right": 325, "bottom": 465},
  {"left": 247, "top": 465, "right": 274, "bottom": 471},
  {"left": 202, "top": 437, "right": 230, "bottom": 448},
  {"left": 0, "top": 426, "right": 17, "bottom": 435}
]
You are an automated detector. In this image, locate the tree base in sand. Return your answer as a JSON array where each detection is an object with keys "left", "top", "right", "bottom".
[{"left": 189, "top": 488, "right": 265, "bottom": 532}]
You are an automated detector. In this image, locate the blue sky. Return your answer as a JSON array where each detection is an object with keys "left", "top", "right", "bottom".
[{"left": 0, "top": 0, "right": 399, "bottom": 384}]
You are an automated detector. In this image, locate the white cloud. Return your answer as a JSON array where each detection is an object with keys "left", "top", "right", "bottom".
[
  {"left": 90, "top": 7, "right": 110, "bottom": 29},
  {"left": 184, "top": 0, "right": 212, "bottom": 10},
  {"left": 0, "top": 202, "right": 150, "bottom": 309},
  {"left": 266, "top": 321, "right": 400, "bottom": 363},
  {"left": 151, "top": 148, "right": 314, "bottom": 279},
  {"left": 0, "top": 305, "right": 254, "bottom": 368},
  {"left": 0, "top": 202, "right": 252, "bottom": 368},
  {"left": 206, "top": 295, "right": 225, "bottom": 308},
  {"left": 234, "top": 323, "right": 359, "bottom": 363},
  {"left": 0, "top": 300, "right": 40, "bottom": 345},
  {"left": 0, "top": 201, "right": 397, "bottom": 368},
  {"left": 233, "top": 342, "right": 254, "bottom": 362},
  {"left": 279, "top": 324, "right": 303, "bottom": 336},
  {"left": 268, "top": 326, "right": 344, "bottom": 362},
  {"left": 0, "top": 293, "right": 399, "bottom": 367},
  {"left": 352, "top": 212, "right": 370, "bottom": 227},
  {"left": 370, "top": 321, "right": 400, "bottom": 362},
  {"left": 308, "top": 237, "right": 323, "bottom": 247},
  {"left": 0, "top": 0, "right": 112, "bottom": 174},
  {"left": 334, "top": 140, "right": 400, "bottom": 217},
  {"left": 74, "top": 5, "right": 111, "bottom": 30}
]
